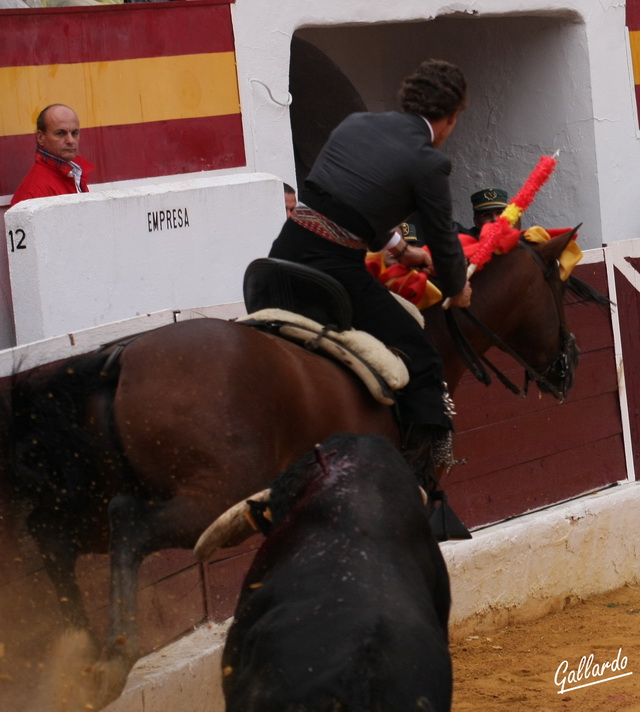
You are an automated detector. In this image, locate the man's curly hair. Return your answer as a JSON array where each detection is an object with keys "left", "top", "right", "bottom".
[{"left": 398, "top": 59, "right": 467, "bottom": 120}]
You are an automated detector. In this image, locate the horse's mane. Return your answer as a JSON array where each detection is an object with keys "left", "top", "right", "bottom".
[
  {"left": 9, "top": 350, "right": 120, "bottom": 516},
  {"left": 566, "top": 275, "right": 611, "bottom": 310}
]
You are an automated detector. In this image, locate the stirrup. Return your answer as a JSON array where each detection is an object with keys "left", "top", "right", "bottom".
[{"left": 428, "top": 489, "right": 472, "bottom": 541}]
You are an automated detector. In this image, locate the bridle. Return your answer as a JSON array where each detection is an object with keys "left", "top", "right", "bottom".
[{"left": 446, "top": 238, "right": 578, "bottom": 403}]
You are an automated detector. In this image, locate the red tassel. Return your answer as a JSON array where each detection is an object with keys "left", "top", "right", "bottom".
[
  {"left": 511, "top": 155, "right": 557, "bottom": 211},
  {"left": 470, "top": 155, "right": 557, "bottom": 269}
]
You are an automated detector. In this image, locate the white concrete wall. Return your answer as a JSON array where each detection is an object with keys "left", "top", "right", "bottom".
[
  {"left": 0, "top": 207, "right": 16, "bottom": 348},
  {"left": 233, "top": 0, "right": 640, "bottom": 247},
  {"left": 444, "top": 482, "right": 640, "bottom": 634},
  {"left": 4, "top": 173, "right": 283, "bottom": 345},
  {"left": 296, "top": 16, "right": 600, "bottom": 243}
]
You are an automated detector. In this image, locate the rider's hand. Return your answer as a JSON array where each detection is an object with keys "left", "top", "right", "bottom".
[
  {"left": 444, "top": 280, "right": 472, "bottom": 309},
  {"left": 399, "top": 245, "right": 434, "bottom": 275}
]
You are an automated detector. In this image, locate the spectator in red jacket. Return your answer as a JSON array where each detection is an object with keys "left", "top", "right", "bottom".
[{"left": 10, "top": 104, "right": 95, "bottom": 207}]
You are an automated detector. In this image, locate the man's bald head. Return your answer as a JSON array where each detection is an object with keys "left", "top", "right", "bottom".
[{"left": 36, "top": 104, "right": 81, "bottom": 162}]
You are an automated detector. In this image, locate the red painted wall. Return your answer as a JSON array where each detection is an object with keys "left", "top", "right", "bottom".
[
  {"left": 614, "top": 258, "right": 640, "bottom": 476},
  {"left": 0, "top": 0, "right": 245, "bottom": 198}
]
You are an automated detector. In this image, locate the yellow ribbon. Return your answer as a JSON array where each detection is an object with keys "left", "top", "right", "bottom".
[{"left": 523, "top": 226, "right": 583, "bottom": 281}]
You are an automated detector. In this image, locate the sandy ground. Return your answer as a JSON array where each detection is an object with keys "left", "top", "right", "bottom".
[
  {"left": 3, "top": 583, "right": 639, "bottom": 711},
  {"left": 451, "top": 584, "right": 640, "bottom": 712}
]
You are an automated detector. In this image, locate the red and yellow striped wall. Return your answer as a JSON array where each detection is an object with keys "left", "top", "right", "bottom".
[
  {"left": 628, "top": 0, "right": 640, "bottom": 126},
  {"left": 0, "top": 0, "right": 245, "bottom": 197}
]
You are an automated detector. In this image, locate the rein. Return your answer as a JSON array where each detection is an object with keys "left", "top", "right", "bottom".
[
  {"left": 446, "top": 239, "right": 574, "bottom": 402},
  {"left": 450, "top": 308, "right": 568, "bottom": 401}
]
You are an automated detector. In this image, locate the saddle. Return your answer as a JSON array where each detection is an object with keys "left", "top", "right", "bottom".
[
  {"left": 243, "top": 258, "right": 353, "bottom": 331},
  {"left": 241, "top": 258, "right": 410, "bottom": 406}
]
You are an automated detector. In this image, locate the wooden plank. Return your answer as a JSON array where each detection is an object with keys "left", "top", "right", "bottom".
[
  {"left": 137, "top": 549, "right": 199, "bottom": 589},
  {"left": 448, "top": 434, "right": 626, "bottom": 529},
  {"left": 573, "top": 260, "right": 609, "bottom": 296},
  {"left": 447, "top": 392, "right": 622, "bottom": 484},
  {"left": 73, "top": 550, "right": 199, "bottom": 614},
  {"left": 79, "top": 559, "right": 207, "bottom": 656},
  {"left": 452, "top": 348, "right": 617, "bottom": 432},
  {"left": 136, "top": 564, "right": 206, "bottom": 654},
  {"left": 565, "top": 305, "right": 614, "bottom": 353},
  {"left": 614, "top": 263, "right": 640, "bottom": 476},
  {"left": 565, "top": 260, "right": 612, "bottom": 353},
  {"left": 203, "top": 544, "right": 260, "bottom": 623}
]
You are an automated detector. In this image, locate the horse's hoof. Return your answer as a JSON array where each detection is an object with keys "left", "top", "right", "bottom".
[
  {"left": 48, "top": 629, "right": 99, "bottom": 712},
  {"left": 47, "top": 631, "right": 132, "bottom": 711},
  {"left": 89, "top": 656, "right": 133, "bottom": 710}
]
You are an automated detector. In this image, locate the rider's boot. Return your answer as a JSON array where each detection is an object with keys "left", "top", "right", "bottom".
[
  {"left": 402, "top": 422, "right": 472, "bottom": 542},
  {"left": 402, "top": 422, "right": 436, "bottom": 484}
]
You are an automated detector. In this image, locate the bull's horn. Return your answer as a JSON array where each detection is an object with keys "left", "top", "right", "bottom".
[
  {"left": 419, "top": 486, "right": 428, "bottom": 506},
  {"left": 194, "top": 489, "right": 270, "bottom": 561}
]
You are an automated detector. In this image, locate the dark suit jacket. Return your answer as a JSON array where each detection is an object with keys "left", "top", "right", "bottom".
[{"left": 307, "top": 111, "right": 466, "bottom": 297}]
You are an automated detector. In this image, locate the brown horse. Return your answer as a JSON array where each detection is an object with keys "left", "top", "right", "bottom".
[{"left": 3, "top": 228, "right": 597, "bottom": 710}]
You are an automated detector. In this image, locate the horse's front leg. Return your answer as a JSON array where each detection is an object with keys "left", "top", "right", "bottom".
[
  {"left": 28, "top": 512, "right": 105, "bottom": 712},
  {"left": 107, "top": 494, "right": 148, "bottom": 658},
  {"left": 90, "top": 493, "right": 217, "bottom": 709},
  {"left": 28, "top": 512, "right": 91, "bottom": 632},
  {"left": 42, "top": 493, "right": 148, "bottom": 712},
  {"left": 78, "top": 494, "right": 152, "bottom": 709}
]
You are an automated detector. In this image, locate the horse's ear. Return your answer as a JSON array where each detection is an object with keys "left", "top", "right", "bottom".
[{"left": 533, "top": 225, "right": 581, "bottom": 265}]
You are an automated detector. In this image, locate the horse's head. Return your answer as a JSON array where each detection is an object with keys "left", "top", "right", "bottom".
[
  {"left": 513, "top": 227, "right": 582, "bottom": 402},
  {"left": 467, "top": 227, "right": 583, "bottom": 403}
]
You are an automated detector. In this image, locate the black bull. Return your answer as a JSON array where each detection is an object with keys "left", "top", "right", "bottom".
[{"left": 204, "top": 432, "right": 452, "bottom": 712}]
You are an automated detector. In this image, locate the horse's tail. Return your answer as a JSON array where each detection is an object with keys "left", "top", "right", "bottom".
[{"left": 9, "top": 349, "right": 122, "bottom": 517}]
